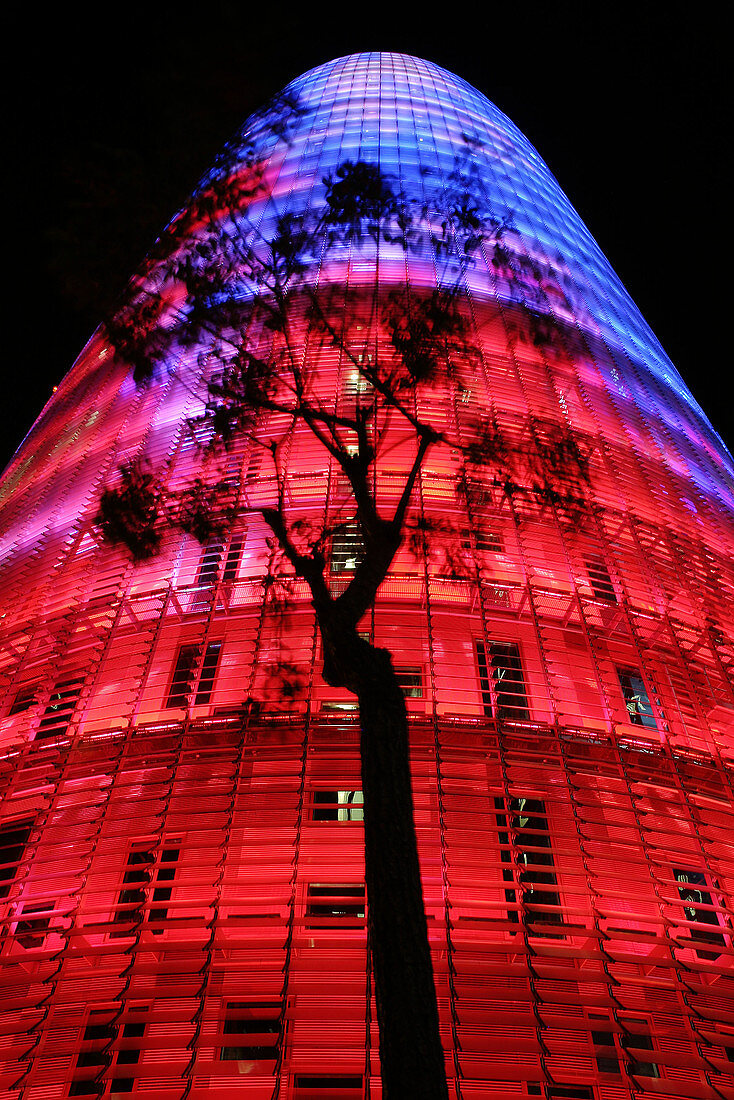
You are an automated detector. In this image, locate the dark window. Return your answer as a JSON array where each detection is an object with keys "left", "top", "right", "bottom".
[
  {"left": 477, "top": 641, "right": 529, "bottom": 720},
  {"left": 585, "top": 555, "right": 616, "bottom": 602},
  {"left": 331, "top": 524, "right": 364, "bottom": 573},
  {"left": 70, "top": 1012, "right": 146, "bottom": 1096},
  {"left": 9, "top": 684, "right": 39, "bottom": 715},
  {"left": 68, "top": 1016, "right": 116, "bottom": 1095},
  {"left": 592, "top": 1029, "right": 621, "bottom": 1073},
  {"left": 220, "top": 1001, "right": 281, "bottom": 1061},
  {"left": 306, "top": 884, "right": 366, "bottom": 927},
  {"left": 37, "top": 676, "right": 83, "bottom": 739},
  {"left": 312, "top": 790, "right": 364, "bottom": 822},
  {"left": 674, "top": 867, "right": 726, "bottom": 958},
  {"left": 547, "top": 1089, "right": 593, "bottom": 1100},
  {"left": 495, "top": 796, "right": 562, "bottom": 931},
  {"left": 16, "top": 902, "right": 51, "bottom": 947},
  {"left": 622, "top": 1028, "right": 659, "bottom": 1077},
  {"left": 462, "top": 528, "right": 503, "bottom": 553},
  {"left": 112, "top": 849, "right": 153, "bottom": 934},
  {"left": 167, "top": 642, "right": 222, "bottom": 708},
  {"left": 112, "top": 846, "right": 179, "bottom": 934},
  {"left": 0, "top": 820, "right": 32, "bottom": 899},
  {"left": 195, "top": 541, "right": 224, "bottom": 587},
  {"left": 194, "top": 643, "right": 222, "bottom": 705},
  {"left": 616, "top": 667, "right": 657, "bottom": 728},
  {"left": 222, "top": 534, "right": 246, "bottom": 583},
  {"left": 294, "top": 1077, "right": 363, "bottom": 1097},
  {"left": 395, "top": 667, "right": 423, "bottom": 698},
  {"left": 149, "top": 847, "right": 180, "bottom": 932},
  {"left": 167, "top": 645, "right": 199, "bottom": 708}
]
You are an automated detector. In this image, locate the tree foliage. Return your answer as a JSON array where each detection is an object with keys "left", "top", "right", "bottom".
[{"left": 94, "top": 89, "right": 593, "bottom": 1098}]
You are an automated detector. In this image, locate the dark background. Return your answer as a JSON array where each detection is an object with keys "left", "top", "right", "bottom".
[{"left": 5, "top": 2, "right": 730, "bottom": 472}]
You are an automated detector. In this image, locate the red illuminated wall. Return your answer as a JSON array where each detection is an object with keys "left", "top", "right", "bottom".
[{"left": 0, "top": 53, "right": 732, "bottom": 1100}]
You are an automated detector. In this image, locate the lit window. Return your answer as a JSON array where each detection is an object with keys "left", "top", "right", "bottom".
[
  {"left": 220, "top": 1001, "right": 281, "bottom": 1062},
  {"left": 616, "top": 667, "right": 656, "bottom": 728},
  {"left": 305, "top": 884, "right": 366, "bottom": 926},
  {"left": 477, "top": 641, "right": 529, "bottom": 720},
  {"left": 343, "top": 368, "right": 371, "bottom": 397},
  {"left": 395, "top": 667, "right": 423, "bottom": 698},
  {"left": 674, "top": 867, "right": 726, "bottom": 958},
  {"left": 330, "top": 524, "right": 364, "bottom": 573},
  {"left": 311, "top": 790, "right": 364, "bottom": 821}
]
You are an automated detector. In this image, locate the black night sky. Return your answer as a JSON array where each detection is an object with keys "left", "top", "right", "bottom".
[{"left": 5, "top": 3, "right": 730, "bottom": 472}]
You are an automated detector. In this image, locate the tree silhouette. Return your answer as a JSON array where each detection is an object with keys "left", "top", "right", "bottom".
[{"left": 95, "top": 92, "right": 590, "bottom": 1098}]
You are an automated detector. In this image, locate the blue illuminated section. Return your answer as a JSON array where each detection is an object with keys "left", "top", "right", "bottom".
[{"left": 195, "top": 52, "right": 731, "bottom": 509}]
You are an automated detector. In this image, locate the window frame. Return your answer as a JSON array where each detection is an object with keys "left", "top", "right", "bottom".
[{"left": 477, "top": 640, "right": 530, "bottom": 721}]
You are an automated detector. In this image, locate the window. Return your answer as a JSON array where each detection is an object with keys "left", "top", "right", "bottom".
[
  {"left": 547, "top": 1089, "right": 593, "bottom": 1099},
  {"left": 69, "top": 1009, "right": 147, "bottom": 1096},
  {"left": 616, "top": 667, "right": 656, "bottom": 728},
  {"left": 68, "top": 1013, "right": 116, "bottom": 1095},
  {"left": 220, "top": 1001, "right": 281, "bottom": 1062},
  {"left": 495, "top": 796, "right": 562, "bottom": 931},
  {"left": 8, "top": 683, "right": 39, "bottom": 715},
  {"left": 305, "top": 884, "right": 366, "bottom": 927},
  {"left": 15, "top": 901, "right": 52, "bottom": 948},
  {"left": 0, "top": 819, "right": 32, "bottom": 899},
  {"left": 621, "top": 1022, "right": 659, "bottom": 1078},
  {"left": 395, "top": 667, "right": 423, "bottom": 698},
  {"left": 294, "top": 1077, "right": 363, "bottom": 1098},
  {"left": 585, "top": 555, "right": 616, "bottom": 603},
  {"left": 330, "top": 524, "right": 364, "bottom": 573},
  {"left": 222, "top": 533, "right": 245, "bottom": 583},
  {"left": 343, "top": 367, "right": 371, "bottom": 397},
  {"left": 166, "top": 642, "right": 222, "bottom": 708},
  {"left": 195, "top": 540, "right": 224, "bottom": 587},
  {"left": 462, "top": 528, "right": 503, "bottom": 553},
  {"left": 111, "top": 844, "right": 180, "bottom": 935},
  {"left": 195, "top": 642, "right": 222, "bottom": 705},
  {"left": 311, "top": 790, "right": 364, "bottom": 822},
  {"left": 37, "top": 675, "right": 83, "bottom": 739},
  {"left": 167, "top": 645, "right": 199, "bottom": 707},
  {"left": 110, "top": 1016, "right": 146, "bottom": 1093},
  {"left": 149, "top": 847, "right": 181, "bottom": 932},
  {"left": 674, "top": 867, "right": 726, "bottom": 958},
  {"left": 591, "top": 1023, "right": 621, "bottom": 1073},
  {"left": 191, "top": 532, "right": 245, "bottom": 600},
  {"left": 477, "top": 641, "right": 529, "bottom": 720}
]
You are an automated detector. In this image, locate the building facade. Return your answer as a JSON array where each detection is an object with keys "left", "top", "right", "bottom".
[{"left": 0, "top": 53, "right": 733, "bottom": 1100}]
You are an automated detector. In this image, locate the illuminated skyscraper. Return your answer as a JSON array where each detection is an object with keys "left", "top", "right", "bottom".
[{"left": 1, "top": 52, "right": 732, "bottom": 1100}]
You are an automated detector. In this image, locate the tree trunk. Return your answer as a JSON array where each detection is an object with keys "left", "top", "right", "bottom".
[{"left": 356, "top": 645, "right": 449, "bottom": 1100}]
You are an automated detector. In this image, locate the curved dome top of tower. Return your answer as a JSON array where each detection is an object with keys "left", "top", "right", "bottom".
[
  {"left": 1, "top": 52, "right": 731, "bottom": 542},
  {"left": 191, "top": 52, "right": 722, "bottom": 461}
]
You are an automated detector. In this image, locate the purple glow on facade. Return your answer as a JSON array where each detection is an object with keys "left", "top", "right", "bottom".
[{"left": 0, "top": 53, "right": 732, "bottom": 1100}]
